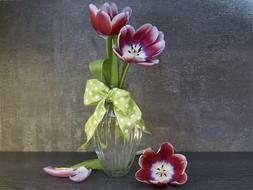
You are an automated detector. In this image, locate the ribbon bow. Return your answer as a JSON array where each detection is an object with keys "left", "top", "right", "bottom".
[{"left": 82, "top": 79, "right": 149, "bottom": 147}]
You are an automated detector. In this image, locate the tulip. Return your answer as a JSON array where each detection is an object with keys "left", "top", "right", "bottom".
[
  {"left": 43, "top": 166, "right": 91, "bottom": 183},
  {"left": 135, "top": 143, "right": 187, "bottom": 186},
  {"left": 113, "top": 24, "right": 165, "bottom": 66},
  {"left": 88, "top": 2, "right": 132, "bottom": 36}
]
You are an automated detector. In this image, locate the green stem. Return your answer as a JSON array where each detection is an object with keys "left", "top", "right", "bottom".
[
  {"left": 70, "top": 149, "right": 146, "bottom": 170},
  {"left": 106, "top": 36, "right": 112, "bottom": 58},
  {"left": 70, "top": 159, "right": 103, "bottom": 170},
  {"left": 119, "top": 62, "right": 130, "bottom": 88},
  {"left": 105, "top": 36, "right": 118, "bottom": 88},
  {"left": 111, "top": 36, "right": 119, "bottom": 87}
]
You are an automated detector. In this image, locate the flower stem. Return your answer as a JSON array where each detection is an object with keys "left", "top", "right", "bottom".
[
  {"left": 106, "top": 36, "right": 112, "bottom": 58},
  {"left": 111, "top": 37, "right": 119, "bottom": 88},
  {"left": 105, "top": 36, "right": 118, "bottom": 88},
  {"left": 119, "top": 62, "right": 130, "bottom": 88}
]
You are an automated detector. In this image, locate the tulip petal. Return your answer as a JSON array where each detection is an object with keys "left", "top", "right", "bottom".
[
  {"left": 142, "top": 26, "right": 159, "bottom": 48},
  {"left": 99, "top": 3, "right": 111, "bottom": 17},
  {"left": 111, "top": 12, "right": 128, "bottom": 35},
  {"left": 157, "top": 143, "right": 174, "bottom": 161},
  {"left": 150, "top": 179, "right": 171, "bottom": 186},
  {"left": 169, "top": 154, "right": 187, "bottom": 174},
  {"left": 142, "top": 148, "right": 157, "bottom": 162},
  {"left": 136, "top": 60, "right": 159, "bottom": 67},
  {"left": 118, "top": 25, "right": 135, "bottom": 50},
  {"left": 88, "top": 4, "right": 99, "bottom": 31},
  {"left": 69, "top": 166, "right": 92, "bottom": 183},
  {"left": 43, "top": 166, "right": 75, "bottom": 178},
  {"left": 133, "top": 23, "right": 153, "bottom": 43},
  {"left": 171, "top": 173, "right": 188, "bottom": 185},
  {"left": 144, "top": 40, "right": 165, "bottom": 58},
  {"left": 96, "top": 11, "right": 112, "bottom": 35},
  {"left": 135, "top": 169, "right": 151, "bottom": 184},
  {"left": 153, "top": 32, "right": 164, "bottom": 44},
  {"left": 123, "top": 6, "right": 132, "bottom": 20},
  {"left": 139, "top": 155, "right": 152, "bottom": 169},
  {"left": 110, "top": 2, "right": 118, "bottom": 18},
  {"left": 113, "top": 46, "right": 125, "bottom": 61}
]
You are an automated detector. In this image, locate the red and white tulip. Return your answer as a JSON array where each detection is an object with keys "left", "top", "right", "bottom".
[
  {"left": 135, "top": 143, "right": 187, "bottom": 186},
  {"left": 113, "top": 24, "right": 165, "bottom": 66},
  {"left": 88, "top": 2, "right": 132, "bottom": 36}
]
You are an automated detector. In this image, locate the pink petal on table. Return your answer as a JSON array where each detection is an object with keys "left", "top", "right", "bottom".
[
  {"left": 69, "top": 166, "right": 92, "bottom": 182},
  {"left": 43, "top": 166, "right": 75, "bottom": 178}
]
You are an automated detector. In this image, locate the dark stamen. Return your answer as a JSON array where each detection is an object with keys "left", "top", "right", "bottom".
[
  {"left": 164, "top": 173, "right": 167, "bottom": 177},
  {"left": 128, "top": 50, "right": 131, "bottom": 53},
  {"left": 161, "top": 165, "right": 164, "bottom": 168},
  {"left": 138, "top": 47, "right": 142, "bottom": 52},
  {"left": 157, "top": 168, "right": 160, "bottom": 170}
]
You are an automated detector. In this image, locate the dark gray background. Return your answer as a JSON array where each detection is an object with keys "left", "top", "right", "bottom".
[{"left": 0, "top": 0, "right": 252, "bottom": 151}]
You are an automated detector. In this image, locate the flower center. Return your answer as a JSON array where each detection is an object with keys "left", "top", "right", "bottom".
[
  {"left": 127, "top": 44, "right": 142, "bottom": 56},
  {"left": 122, "top": 44, "right": 146, "bottom": 61},
  {"left": 156, "top": 164, "right": 167, "bottom": 177},
  {"left": 151, "top": 161, "right": 174, "bottom": 182}
]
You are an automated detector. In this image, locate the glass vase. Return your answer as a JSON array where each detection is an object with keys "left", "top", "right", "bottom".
[{"left": 93, "top": 103, "right": 143, "bottom": 177}]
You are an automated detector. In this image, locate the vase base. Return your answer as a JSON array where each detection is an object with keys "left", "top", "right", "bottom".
[{"left": 104, "top": 169, "right": 129, "bottom": 177}]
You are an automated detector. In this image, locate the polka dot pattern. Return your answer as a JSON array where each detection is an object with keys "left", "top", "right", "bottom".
[{"left": 82, "top": 79, "right": 149, "bottom": 147}]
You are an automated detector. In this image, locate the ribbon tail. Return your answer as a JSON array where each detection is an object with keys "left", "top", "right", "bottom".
[
  {"left": 80, "top": 99, "right": 106, "bottom": 150},
  {"left": 113, "top": 93, "right": 150, "bottom": 140},
  {"left": 138, "top": 119, "right": 150, "bottom": 134}
]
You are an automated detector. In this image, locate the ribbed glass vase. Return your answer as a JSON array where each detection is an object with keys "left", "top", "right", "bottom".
[{"left": 93, "top": 103, "right": 142, "bottom": 177}]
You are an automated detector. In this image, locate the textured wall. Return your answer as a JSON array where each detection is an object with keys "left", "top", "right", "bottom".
[{"left": 0, "top": 0, "right": 253, "bottom": 151}]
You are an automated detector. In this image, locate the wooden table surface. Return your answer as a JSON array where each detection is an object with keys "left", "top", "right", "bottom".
[{"left": 0, "top": 152, "right": 252, "bottom": 190}]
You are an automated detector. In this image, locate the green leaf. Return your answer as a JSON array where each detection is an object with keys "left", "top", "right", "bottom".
[
  {"left": 69, "top": 149, "right": 147, "bottom": 171},
  {"left": 70, "top": 159, "right": 103, "bottom": 170},
  {"left": 89, "top": 59, "right": 104, "bottom": 82},
  {"left": 103, "top": 58, "right": 119, "bottom": 88}
]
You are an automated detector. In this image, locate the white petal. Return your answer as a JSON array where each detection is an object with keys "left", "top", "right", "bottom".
[{"left": 69, "top": 166, "right": 92, "bottom": 182}]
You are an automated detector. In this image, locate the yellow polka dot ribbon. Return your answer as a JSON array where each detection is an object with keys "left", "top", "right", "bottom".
[{"left": 82, "top": 79, "right": 149, "bottom": 148}]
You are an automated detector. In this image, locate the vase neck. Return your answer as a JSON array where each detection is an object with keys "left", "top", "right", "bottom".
[{"left": 105, "top": 102, "right": 116, "bottom": 118}]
